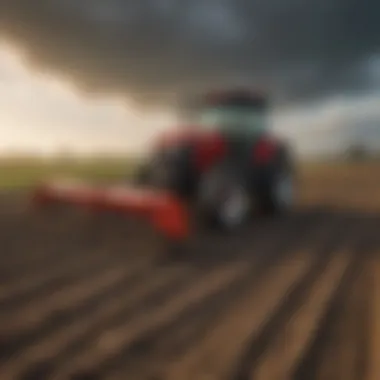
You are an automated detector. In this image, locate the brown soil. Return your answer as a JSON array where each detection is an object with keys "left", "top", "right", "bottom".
[{"left": 0, "top": 164, "right": 379, "bottom": 380}]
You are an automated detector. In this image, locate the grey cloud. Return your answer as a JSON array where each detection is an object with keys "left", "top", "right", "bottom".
[{"left": 0, "top": 0, "right": 379, "bottom": 108}]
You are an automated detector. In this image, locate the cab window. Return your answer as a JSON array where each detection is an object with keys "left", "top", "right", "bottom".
[{"left": 197, "top": 106, "right": 267, "bottom": 134}]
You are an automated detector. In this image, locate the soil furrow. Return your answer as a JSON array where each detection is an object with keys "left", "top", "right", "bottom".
[
  {"left": 0, "top": 265, "right": 195, "bottom": 380},
  {"left": 229, "top": 215, "right": 360, "bottom": 380},
  {"left": 0, "top": 250, "right": 147, "bottom": 312},
  {"left": 102, "top": 210, "right": 336, "bottom": 380},
  {"left": 155, "top": 251, "right": 316, "bottom": 380},
  {"left": 249, "top": 250, "right": 353, "bottom": 380},
  {"left": 290, "top": 231, "right": 372, "bottom": 380},
  {"left": 52, "top": 261, "right": 251, "bottom": 380},
  {"left": 367, "top": 255, "right": 380, "bottom": 380},
  {"left": 311, "top": 255, "right": 370, "bottom": 380},
  {"left": 0, "top": 257, "right": 154, "bottom": 336}
]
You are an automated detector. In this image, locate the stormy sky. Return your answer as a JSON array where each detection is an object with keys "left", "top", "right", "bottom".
[{"left": 0, "top": 0, "right": 379, "bottom": 109}]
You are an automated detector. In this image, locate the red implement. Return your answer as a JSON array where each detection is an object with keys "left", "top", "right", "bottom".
[{"left": 32, "top": 180, "right": 189, "bottom": 241}]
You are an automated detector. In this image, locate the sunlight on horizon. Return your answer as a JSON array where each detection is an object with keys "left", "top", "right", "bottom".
[{"left": 0, "top": 43, "right": 175, "bottom": 157}]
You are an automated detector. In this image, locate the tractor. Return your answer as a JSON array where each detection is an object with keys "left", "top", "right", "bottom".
[
  {"left": 134, "top": 89, "right": 296, "bottom": 230},
  {"left": 32, "top": 89, "right": 296, "bottom": 242}
]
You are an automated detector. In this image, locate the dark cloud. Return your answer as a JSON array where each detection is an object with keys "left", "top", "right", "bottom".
[{"left": 0, "top": 0, "right": 379, "bottom": 108}]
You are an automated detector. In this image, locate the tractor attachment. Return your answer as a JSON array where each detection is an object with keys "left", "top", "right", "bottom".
[{"left": 31, "top": 180, "right": 190, "bottom": 242}]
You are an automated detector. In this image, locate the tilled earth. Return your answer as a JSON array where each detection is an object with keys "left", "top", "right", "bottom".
[{"left": 0, "top": 166, "right": 380, "bottom": 380}]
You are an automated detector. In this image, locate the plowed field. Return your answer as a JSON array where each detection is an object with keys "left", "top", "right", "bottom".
[{"left": 0, "top": 163, "right": 379, "bottom": 380}]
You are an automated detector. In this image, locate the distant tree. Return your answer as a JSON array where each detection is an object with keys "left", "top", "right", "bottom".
[{"left": 346, "top": 143, "right": 370, "bottom": 161}]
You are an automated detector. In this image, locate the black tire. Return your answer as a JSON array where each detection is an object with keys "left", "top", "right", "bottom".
[
  {"left": 259, "top": 155, "right": 296, "bottom": 215},
  {"left": 196, "top": 165, "right": 252, "bottom": 231}
]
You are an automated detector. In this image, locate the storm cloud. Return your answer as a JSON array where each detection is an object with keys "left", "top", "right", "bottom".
[{"left": 0, "top": 0, "right": 379, "bottom": 108}]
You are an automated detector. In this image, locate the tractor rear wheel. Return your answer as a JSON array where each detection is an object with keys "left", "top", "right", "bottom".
[{"left": 258, "top": 159, "right": 296, "bottom": 215}]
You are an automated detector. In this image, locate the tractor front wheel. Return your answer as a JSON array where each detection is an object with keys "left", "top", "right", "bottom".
[{"left": 197, "top": 166, "right": 252, "bottom": 231}]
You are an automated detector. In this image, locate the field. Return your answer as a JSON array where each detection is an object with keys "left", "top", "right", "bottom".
[
  {"left": 0, "top": 157, "right": 137, "bottom": 188},
  {"left": 0, "top": 161, "right": 379, "bottom": 380}
]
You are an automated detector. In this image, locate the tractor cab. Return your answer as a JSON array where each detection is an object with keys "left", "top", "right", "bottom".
[{"left": 190, "top": 90, "right": 269, "bottom": 137}]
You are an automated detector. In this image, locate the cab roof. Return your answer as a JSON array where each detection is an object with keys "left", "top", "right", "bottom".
[{"left": 203, "top": 89, "right": 268, "bottom": 108}]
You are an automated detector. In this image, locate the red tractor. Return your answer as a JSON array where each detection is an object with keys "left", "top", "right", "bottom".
[
  {"left": 33, "top": 89, "right": 296, "bottom": 242},
  {"left": 134, "top": 89, "right": 296, "bottom": 230}
]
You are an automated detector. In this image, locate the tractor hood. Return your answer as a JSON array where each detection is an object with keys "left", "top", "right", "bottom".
[
  {"left": 152, "top": 126, "right": 228, "bottom": 172},
  {"left": 153, "top": 125, "right": 271, "bottom": 159},
  {"left": 148, "top": 124, "right": 280, "bottom": 188},
  {"left": 155, "top": 126, "right": 213, "bottom": 149}
]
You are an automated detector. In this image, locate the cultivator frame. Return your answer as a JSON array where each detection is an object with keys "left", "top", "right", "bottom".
[{"left": 32, "top": 180, "right": 190, "bottom": 242}]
